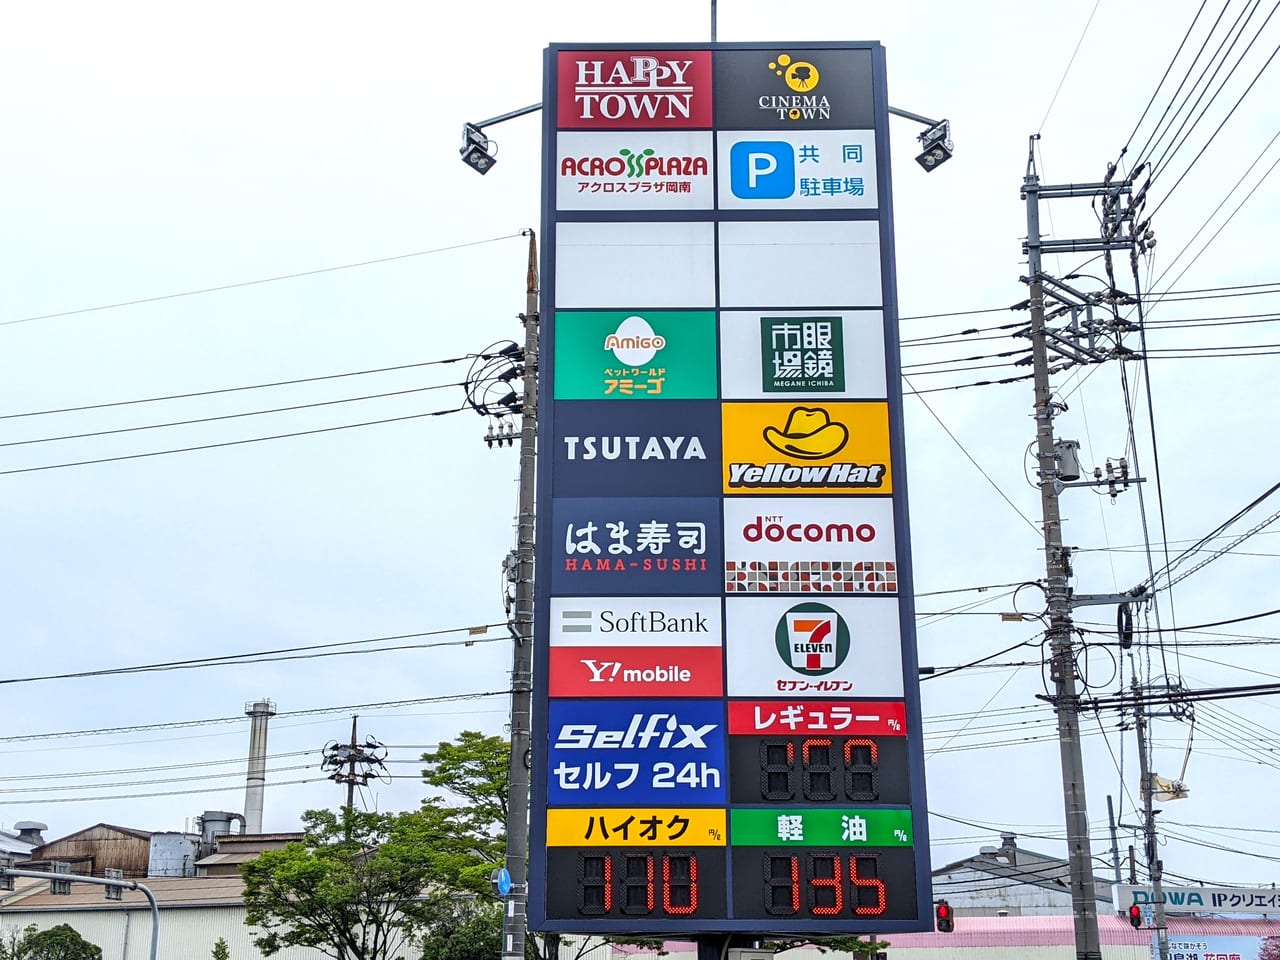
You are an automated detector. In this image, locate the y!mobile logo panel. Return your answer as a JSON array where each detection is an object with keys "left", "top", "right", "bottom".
[
  {"left": 551, "top": 401, "right": 722, "bottom": 498},
  {"left": 557, "top": 51, "right": 713, "bottom": 128},
  {"left": 553, "top": 311, "right": 717, "bottom": 400},
  {"left": 724, "top": 596, "right": 904, "bottom": 698},
  {"left": 719, "top": 311, "right": 888, "bottom": 400},
  {"left": 722, "top": 402, "right": 893, "bottom": 495},
  {"left": 723, "top": 497, "right": 897, "bottom": 594},
  {"left": 548, "top": 700, "right": 726, "bottom": 805},
  {"left": 718, "top": 131, "right": 877, "bottom": 210},
  {"left": 551, "top": 497, "right": 722, "bottom": 596},
  {"left": 714, "top": 49, "right": 876, "bottom": 130},
  {"left": 556, "top": 131, "right": 714, "bottom": 210},
  {"left": 548, "top": 596, "right": 723, "bottom": 698}
]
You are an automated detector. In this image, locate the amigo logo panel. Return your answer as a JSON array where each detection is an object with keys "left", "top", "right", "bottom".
[
  {"left": 554, "top": 310, "right": 718, "bottom": 400},
  {"left": 557, "top": 50, "right": 713, "bottom": 129},
  {"left": 724, "top": 595, "right": 903, "bottom": 697},
  {"left": 551, "top": 401, "right": 722, "bottom": 498},
  {"left": 723, "top": 497, "right": 897, "bottom": 594},
  {"left": 550, "top": 496, "right": 722, "bottom": 596},
  {"left": 722, "top": 401, "right": 893, "bottom": 495},
  {"left": 557, "top": 131, "right": 714, "bottom": 210}
]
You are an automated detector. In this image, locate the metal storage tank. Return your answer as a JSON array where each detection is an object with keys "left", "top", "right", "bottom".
[{"left": 147, "top": 832, "right": 200, "bottom": 878}]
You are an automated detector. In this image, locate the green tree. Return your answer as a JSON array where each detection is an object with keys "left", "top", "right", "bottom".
[
  {"left": 211, "top": 937, "right": 230, "bottom": 960},
  {"left": 8, "top": 924, "right": 102, "bottom": 960},
  {"left": 416, "top": 902, "right": 503, "bottom": 960},
  {"left": 420, "top": 730, "right": 509, "bottom": 894},
  {"left": 241, "top": 807, "right": 446, "bottom": 960}
]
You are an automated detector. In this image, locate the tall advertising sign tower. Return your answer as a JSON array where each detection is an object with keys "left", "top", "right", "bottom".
[{"left": 529, "top": 42, "right": 931, "bottom": 935}]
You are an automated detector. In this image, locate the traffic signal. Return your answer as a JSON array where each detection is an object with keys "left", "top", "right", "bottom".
[
  {"left": 1128, "top": 903, "right": 1143, "bottom": 929},
  {"left": 935, "top": 899, "right": 955, "bottom": 932}
]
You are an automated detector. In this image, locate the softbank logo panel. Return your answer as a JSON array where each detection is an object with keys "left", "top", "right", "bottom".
[
  {"left": 548, "top": 597, "right": 723, "bottom": 697},
  {"left": 557, "top": 51, "right": 713, "bottom": 129}
]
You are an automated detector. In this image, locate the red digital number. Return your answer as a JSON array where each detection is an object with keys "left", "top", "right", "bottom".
[
  {"left": 851, "top": 855, "right": 887, "bottom": 916},
  {"left": 761, "top": 852, "right": 888, "bottom": 918},
  {"left": 581, "top": 851, "right": 699, "bottom": 917},
  {"left": 662, "top": 854, "right": 698, "bottom": 915},
  {"left": 808, "top": 854, "right": 844, "bottom": 915}
]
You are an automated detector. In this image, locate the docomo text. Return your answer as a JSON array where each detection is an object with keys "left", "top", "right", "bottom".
[{"left": 743, "top": 515, "right": 876, "bottom": 544}]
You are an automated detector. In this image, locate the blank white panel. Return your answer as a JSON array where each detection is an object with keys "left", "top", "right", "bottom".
[
  {"left": 718, "top": 220, "right": 883, "bottom": 308},
  {"left": 554, "top": 221, "right": 716, "bottom": 308}
]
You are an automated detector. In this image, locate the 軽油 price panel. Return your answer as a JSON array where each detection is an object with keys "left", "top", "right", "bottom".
[{"left": 730, "top": 846, "right": 919, "bottom": 923}]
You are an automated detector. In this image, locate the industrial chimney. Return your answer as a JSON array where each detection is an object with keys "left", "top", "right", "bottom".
[{"left": 244, "top": 700, "right": 277, "bottom": 834}]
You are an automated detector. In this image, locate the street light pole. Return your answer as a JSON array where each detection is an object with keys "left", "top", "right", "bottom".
[{"left": 0, "top": 867, "right": 159, "bottom": 960}]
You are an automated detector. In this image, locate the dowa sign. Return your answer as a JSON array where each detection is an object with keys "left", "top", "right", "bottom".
[{"left": 531, "top": 40, "right": 930, "bottom": 938}]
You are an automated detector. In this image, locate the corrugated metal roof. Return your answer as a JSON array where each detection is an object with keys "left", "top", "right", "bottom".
[{"left": 10, "top": 874, "right": 247, "bottom": 910}]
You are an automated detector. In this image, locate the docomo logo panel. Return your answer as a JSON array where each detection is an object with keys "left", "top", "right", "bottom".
[
  {"left": 728, "top": 700, "right": 908, "bottom": 736},
  {"left": 548, "top": 700, "right": 727, "bottom": 805},
  {"left": 557, "top": 50, "right": 713, "bottom": 129},
  {"left": 722, "top": 498, "right": 897, "bottom": 595},
  {"left": 722, "top": 402, "right": 893, "bottom": 495},
  {"left": 724, "top": 596, "right": 904, "bottom": 698},
  {"left": 549, "top": 646, "right": 724, "bottom": 698},
  {"left": 556, "top": 131, "right": 715, "bottom": 210},
  {"left": 549, "top": 597, "right": 722, "bottom": 646}
]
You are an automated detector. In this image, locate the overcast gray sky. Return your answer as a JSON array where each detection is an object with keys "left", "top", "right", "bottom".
[{"left": 3, "top": 0, "right": 1280, "bottom": 892}]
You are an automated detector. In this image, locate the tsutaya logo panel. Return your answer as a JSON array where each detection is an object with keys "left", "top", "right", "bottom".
[
  {"left": 557, "top": 131, "right": 714, "bottom": 210},
  {"left": 722, "top": 401, "right": 893, "bottom": 495},
  {"left": 557, "top": 51, "right": 714, "bottom": 129},
  {"left": 554, "top": 310, "right": 717, "bottom": 400},
  {"left": 551, "top": 401, "right": 722, "bottom": 498},
  {"left": 719, "top": 310, "right": 887, "bottom": 400},
  {"left": 551, "top": 496, "right": 722, "bottom": 596},
  {"left": 717, "top": 130, "right": 877, "bottom": 210},
  {"left": 724, "top": 595, "right": 904, "bottom": 698},
  {"left": 723, "top": 497, "right": 896, "bottom": 594}
]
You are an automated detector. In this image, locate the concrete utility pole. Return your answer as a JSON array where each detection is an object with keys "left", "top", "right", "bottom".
[
  {"left": 1133, "top": 679, "right": 1171, "bottom": 960},
  {"left": 502, "top": 229, "right": 539, "bottom": 960},
  {"left": 1023, "top": 140, "right": 1102, "bottom": 960}
]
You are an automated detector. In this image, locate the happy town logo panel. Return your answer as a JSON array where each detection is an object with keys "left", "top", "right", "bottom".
[{"left": 557, "top": 50, "right": 713, "bottom": 129}]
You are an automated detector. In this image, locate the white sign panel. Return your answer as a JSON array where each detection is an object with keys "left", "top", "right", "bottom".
[
  {"left": 717, "top": 220, "right": 882, "bottom": 308},
  {"left": 549, "top": 596, "right": 723, "bottom": 646},
  {"left": 723, "top": 497, "right": 896, "bottom": 592},
  {"left": 556, "top": 131, "right": 715, "bottom": 210},
  {"left": 555, "top": 220, "right": 716, "bottom": 308},
  {"left": 1114, "top": 884, "right": 1280, "bottom": 915},
  {"left": 715, "top": 130, "right": 877, "bottom": 210},
  {"left": 724, "top": 595, "right": 903, "bottom": 697},
  {"left": 718, "top": 309, "right": 887, "bottom": 399}
]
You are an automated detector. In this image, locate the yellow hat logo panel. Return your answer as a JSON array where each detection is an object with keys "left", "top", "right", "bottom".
[{"left": 722, "top": 401, "right": 892, "bottom": 495}]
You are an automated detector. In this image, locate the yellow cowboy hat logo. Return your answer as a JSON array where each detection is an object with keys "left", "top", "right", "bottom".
[{"left": 762, "top": 406, "right": 849, "bottom": 460}]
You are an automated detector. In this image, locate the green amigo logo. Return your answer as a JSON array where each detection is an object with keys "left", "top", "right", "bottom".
[
  {"left": 774, "top": 602, "right": 851, "bottom": 676},
  {"left": 554, "top": 310, "right": 718, "bottom": 400}
]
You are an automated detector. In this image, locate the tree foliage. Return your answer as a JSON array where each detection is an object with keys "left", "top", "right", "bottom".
[
  {"left": 210, "top": 937, "right": 230, "bottom": 960},
  {"left": 2, "top": 924, "right": 102, "bottom": 960},
  {"left": 241, "top": 807, "right": 447, "bottom": 960},
  {"left": 420, "top": 730, "right": 510, "bottom": 894}
]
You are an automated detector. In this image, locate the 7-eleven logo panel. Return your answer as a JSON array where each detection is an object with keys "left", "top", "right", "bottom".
[{"left": 725, "top": 596, "right": 903, "bottom": 698}]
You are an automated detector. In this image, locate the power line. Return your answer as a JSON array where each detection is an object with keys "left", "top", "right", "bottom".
[{"left": 0, "top": 233, "right": 526, "bottom": 328}]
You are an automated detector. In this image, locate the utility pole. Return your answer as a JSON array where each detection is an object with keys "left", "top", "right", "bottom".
[
  {"left": 1023, "top": 138, "right": 1102, "bottom": 960},
  {"left": 1133, "top": 679, "right": 1170, "bottom": 960},
  {"left": 320, "top": 716, "right": 387, "bottom": 814},
  {"left": 501, "top": 229, "right": 538, "bottom": 960}
]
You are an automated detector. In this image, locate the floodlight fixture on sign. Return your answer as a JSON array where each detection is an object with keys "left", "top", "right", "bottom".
[{"left": 458, "top": 102, "right": 542, "bottom": 176}]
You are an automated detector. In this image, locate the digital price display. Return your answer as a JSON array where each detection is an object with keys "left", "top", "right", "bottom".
[
  {"left": 729, "top": 735, "right": 910, "bottom": 806},
  {"left": 545, "top": 848, "right": 729, "bottom": 921},
  {"left": 731, "top": 848, "right": 918, "bottom": 921}
]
